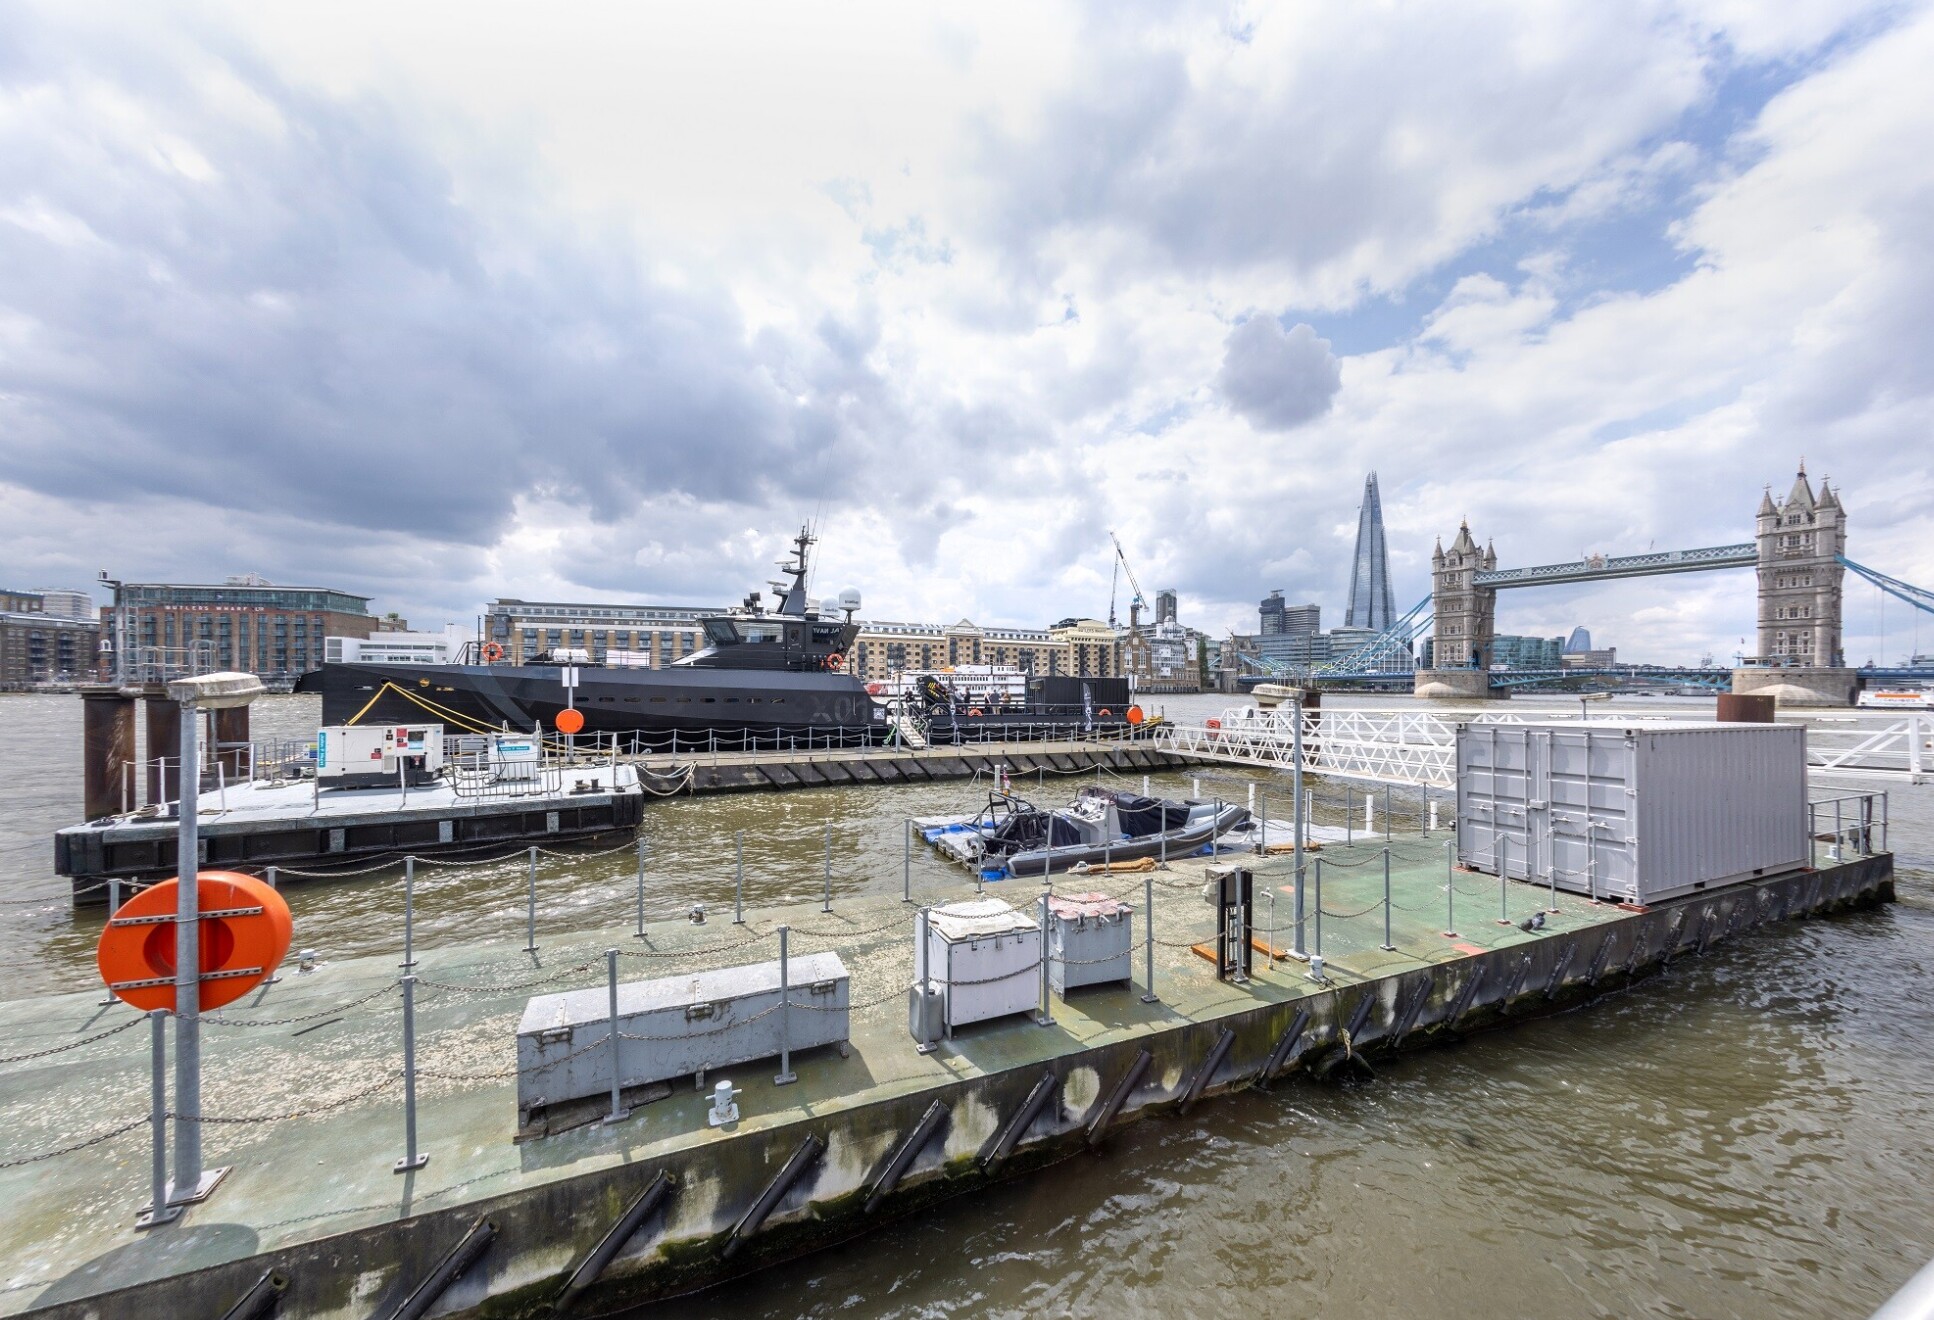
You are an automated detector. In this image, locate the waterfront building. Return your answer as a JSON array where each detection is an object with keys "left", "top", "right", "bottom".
[
  {"left": 1345, "top": 471, "right": 1397, "bottom": 631},
  {"left": 1490, "top": 634, "right": 1566, "bottom": 669},
  {"left": 1155, "top": 589, "right": 1178, "bottom": 626},
  {"left": 1259, "top": 590, "right": 1320, "bottom": 637},
  {"left": 102, "top": 577, "right": 375, "bottom": 683},
  {"left": 1561, "top": 648, "right": 1619, "bottom": 669},
  {"left": 1564, "top": 625, "right": 1593, "bottom": 655},
  {"left": 0, "top": 611, "right": 100, "bottom": 688},
  {"left": 486, "top": 598, "right": 1124, "bottom": 683},
  {"left": 31, "top": 589, "right": 97, "bottom": 622},
  {"left": 0, "top": 589, "right": 42, "bottom": 614}
]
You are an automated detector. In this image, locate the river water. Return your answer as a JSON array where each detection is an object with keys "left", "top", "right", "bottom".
[{"left": 2, "top": 690, "right": 1931, "bottom": 1317}]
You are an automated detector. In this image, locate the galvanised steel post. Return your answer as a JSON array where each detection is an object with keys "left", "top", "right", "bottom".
[
  {"left": 602, "top": 950, "right": 629, "bottom": 1124},
  {"left": 1036, "top": 893, "right": 1052, "bottom": 1026},
  {"left": 1212, "top": 799, "right": 1221, "bottom": 858},
  {"left": 1140, "top": 872, "right": 1158, "bottom": 1003},
  {"left": 524, "top": 847, "right": 538, "bottom": 952},
  {"left": 1444, "top": 838, "right": 1457, "bottom": 937},
  {"left": 734, "top": 831, "right": 745, "bottom": 925},
  {"left": 1314, "top": 857, "right": 1324, "bottom": 956},
  {"left": 822, "top": 823, "right": 832, "bottom": 913},
  {"left": 903, "top": 820, "right": 912, "bottom": 903},
  {"left": 137, "top": 1009, "right": 179, "bottom": 1228},
  {"left": 1384, "top": 785, "right": 1391, "bottom": 842},
  {"left": 1380, "top": 848, "right": 1395, "bottom": 951},
  {"left": 634, "top": 837, "right": 646, "bottom": 939},
  {"left": 393, "top": 975, "right": 427, "bottom": 1172},
  {"left": 915, "top": 907, "right": 935, "bottom": 1054},
  {"left": 1499, "top": 836, "right": 1510, "bottom": 925},
  {"left": 401, "top": 856, "right": 417, "bottom": 970},
  {"left": 1292, "top": 697, "right": 1305, "bottom": 955},
  {"left": 1833, "top": 797, "right": 1843, "bottom": 863},
  {"left": 774, "top": 926, "right": 797, "bottom": 1085},
  {"left": 172, "top": 696, "right": 203, "bottom": 1201}
]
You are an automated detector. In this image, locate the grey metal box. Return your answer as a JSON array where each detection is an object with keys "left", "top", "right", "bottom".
[
  {"left": 1046, "top": 892, "right": 1134, "bottom": 993},
  {"left": 923, "top": 897, "right": 1040, "bottom": 1030},
  {"left": 1456, "top": 721, "right": 1807, "bottom": 904},
  {"left": 515, "top": 952, "right": 849, "bottom": 1114}
]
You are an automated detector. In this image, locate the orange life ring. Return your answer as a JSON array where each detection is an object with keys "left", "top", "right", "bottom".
[
  {"left": 97, "top": 872, "right": 293, "bottom": 1013},
  {"left": 1098, "top": 708, "right": 1112, "bottom": 717},
  {"left": 825, "top": 652, "right": 844, "bottom": 672},
  {"left": 968, "top": 707, "right": 983, "bottom": 717},
  {"left": 1126, "top": 705, "right": 1145, "bottom": 725},
  {"left": 482, "top": 642, "right": 504, "bottom": 662}
]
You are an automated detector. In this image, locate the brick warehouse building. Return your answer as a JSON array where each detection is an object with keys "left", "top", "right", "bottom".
[{"left": 102, "top": 578, "right": 375, "bottom": 684}]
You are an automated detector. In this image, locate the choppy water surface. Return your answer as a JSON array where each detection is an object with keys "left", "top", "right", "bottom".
[{"left": 2, "top": 690, "right": 1931, "bottom": 1317}]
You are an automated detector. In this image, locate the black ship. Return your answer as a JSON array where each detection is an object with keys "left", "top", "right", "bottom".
[
  {"left": 299, "top": 529, "right": 883, "bottom": 750},
  {"left": 298, "top": 528, "right": 1146, "bottom": 749}
]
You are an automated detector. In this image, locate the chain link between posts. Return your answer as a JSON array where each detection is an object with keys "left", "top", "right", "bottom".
[
  {"left": 0, "top": 1014, "right": 144, "bottom": 1064},
  {"left": 0, "top": 1117, "right": 148, "bottom": 1169}
]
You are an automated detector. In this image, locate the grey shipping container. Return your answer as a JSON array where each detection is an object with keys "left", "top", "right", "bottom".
[
  {"left": 1455, "top": 721, "right": 1807, "bottom": 905},
  {"left": 515, "top": 951, "right": 849, "bottom": 1115}
]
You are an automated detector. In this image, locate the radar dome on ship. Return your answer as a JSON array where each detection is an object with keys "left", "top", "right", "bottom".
[{"left": 838, "top": 588, "right": 862, "bottom": 613}]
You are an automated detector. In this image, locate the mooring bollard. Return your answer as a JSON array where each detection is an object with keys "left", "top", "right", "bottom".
[
  {"left": 1445, "top": 838, "right": 1457, "bottom": 937},
  {"left": 603, "top": 949, "right": 629, "bottom": 1124},
  {"left": 734, "top": 831, "right": 746, "bottom": 925},
  {"left": 138, "top": 1009, "right": 179, "bottom": 1228},
  {"left": 401, "top": 856, "right": 417, "bottom": 970},
  {"left": 822, "top": 823, "right": 832, "bottom": 914},
  {"left": 774, "top": 926, "right": 797, "bottom": 1085},
  {"left": 393, "top": 975, "right": 427, "bottom": 1172},
  {"left": 1036, "top": 893, "right": 1052, "bottom": 1026},
  {"left": 1141, "top": 872, "right": 1158, "bottom": 1003},
  {"left": 903, "top": 820, "right": 912, "bottom": 904},
  {"left": 1381, "top": 848, "right": 1395, "bottom": 951},
  {"left": 634, "top": 837, "right": 647, "bottom": 940},
  {"left": 522, "top": 846, "right": 539, "bottom": 953}
]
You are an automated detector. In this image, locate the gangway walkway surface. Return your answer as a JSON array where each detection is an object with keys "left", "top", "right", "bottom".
[{"left": 1156, "top": 707, "right": 1931, "bottom": 787}]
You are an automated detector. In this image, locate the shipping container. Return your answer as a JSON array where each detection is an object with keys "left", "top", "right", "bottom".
[
  {"left": 920, "top": 896, "right": 1041, "bottom": 1031},
  {"left": 1455, "top": 721, "right": 1807, "bottom": 905}
]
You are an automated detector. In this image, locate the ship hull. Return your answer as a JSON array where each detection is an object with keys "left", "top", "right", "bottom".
[{"left": 296, "top": 662, "right": 887, "bottom": 750}]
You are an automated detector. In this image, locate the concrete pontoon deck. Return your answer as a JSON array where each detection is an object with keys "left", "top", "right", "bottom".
[{"left": 0, "top": 832, "right": 1894, "bottom": 1318}]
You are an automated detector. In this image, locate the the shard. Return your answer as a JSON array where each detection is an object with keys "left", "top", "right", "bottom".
[{"left": 1344, "top": 471, "right": 1396, "bottom": 631}]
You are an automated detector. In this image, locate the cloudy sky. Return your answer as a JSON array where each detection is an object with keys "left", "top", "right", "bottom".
[{"left": 3, "top": 0, "right": 1932, "bottom": 665}]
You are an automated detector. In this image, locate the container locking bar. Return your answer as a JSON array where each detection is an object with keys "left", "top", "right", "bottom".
[
  {"left": 555, "top": 1170, "right": 676, "bottom": 1314},
  {"left": 1086, "top": 1050, "right": 1152, "bottom": 1148},
  {"left": 865, "top": 1100, "right": 948, "bottom": 1214},
  {"left": 1179, "top": 1027, "right": 1236, "bottom": 1115},
  {"left": 980, "top": 1071, "right": 1058, "bottom": 1173},
  {"left": 1258, "top": 1009, "right": 1311, "bottom": 1088},
  {"left": 217, "top": 1269, "right": 287, "bottom": 1320},
  {"left": 109, "top": 905, "right": 264, "bottom": 927},
  {"left": 385, "top": 1214, "right": 496, "bottom": 1320},
  {"left": 722, "top": 1134, "right": 824, "bottom": 1260},
  {"left": 110, "top": 966, "right": 263, "bottom": 992}
]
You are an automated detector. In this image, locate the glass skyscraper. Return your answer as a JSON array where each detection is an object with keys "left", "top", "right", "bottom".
[{"left": 1344, "top": 471, "right": 1396, "bottom": 631}]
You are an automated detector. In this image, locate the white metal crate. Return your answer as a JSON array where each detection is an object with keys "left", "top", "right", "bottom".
[
  {"left": 1455, "top": 721, "right": 1807, "bottom": 904},
  {"left": 1046, "top": 892, "right": 1133, "bottom": 993},
  {"left": 922, "top": 897, "right": 1039, "bottom": 1031}
]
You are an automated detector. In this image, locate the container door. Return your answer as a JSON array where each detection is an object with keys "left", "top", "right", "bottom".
[
  {"left": 1526, "top": 728, "right": 1553, "bottom": 885},
  {"left": 1584, "top": 730, "right": 1638, "bottom": 901},
  {"left": 1543, "top": 727, "right": 1591, "bottom": 897},
  {"left": 1494, "top": 727, "right": 1531, "bottom": 880}
]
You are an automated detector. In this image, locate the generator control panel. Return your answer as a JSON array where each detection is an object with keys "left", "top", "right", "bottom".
[{"left": 316, "top": 724, "right": 446, "bottom": 789}]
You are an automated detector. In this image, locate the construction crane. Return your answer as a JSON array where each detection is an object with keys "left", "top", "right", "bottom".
[{"left": 1108, "top": 531, "right": 1148, "bottom": 631}]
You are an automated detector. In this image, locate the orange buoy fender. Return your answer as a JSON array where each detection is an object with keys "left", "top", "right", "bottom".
[
  {"left": 1126, "top": 705, "right": 1145, "bottom": 725},
  {"left": 555, "top": 707, "right": 585, "bottom": 735},
  {"left": 97, "top": 872, "right": 293, "bottom": 1012}
]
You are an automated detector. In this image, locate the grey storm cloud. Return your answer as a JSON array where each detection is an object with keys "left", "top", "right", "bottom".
[
  {"left": 0, "top": 13, "right": 898, "bottom": 548},
  {"left": 1216, "top": 318, "right": 1341, "bottom": 431}
]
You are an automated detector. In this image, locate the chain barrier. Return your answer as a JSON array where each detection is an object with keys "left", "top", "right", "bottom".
[
  {"left": 619, "top": 930, "right": 776, "bottom": 960},
  {"left": 0, "top": 1015, "right": 144, "bottom": 1065},
  {"left": 415, "top": 959, "right": 603, "bottom": 997},
  {"left": 0, "top": 878, "right": 110, "bottom": 908},
  {"left": 417, "top": 1036, "right": 607, "bottom": 1082},
  {"left": 788, "top": 914, "right": 911, "bottom": 940},
  {"left": 205, "top": 981, "right": 401, "bottom": 1028},
  {"left": 178, "top": 1072, "right": 401, "bottom": 1124},
  {"left": 534, "top": 838, "right": 645, "bottom": 862},
  {"left": 1318, "top": 897, "right": 1388, "bottom": 920},
  {"left": 0, "top": 1117, "right": 147, "bottom": 1169}
]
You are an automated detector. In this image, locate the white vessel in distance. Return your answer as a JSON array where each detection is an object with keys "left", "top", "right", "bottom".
[{"left": 1857, "top": 684, "right": 1932, "bottom": 709}]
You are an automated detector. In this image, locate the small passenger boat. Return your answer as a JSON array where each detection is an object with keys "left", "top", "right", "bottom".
[{"left": 918, "top": 786, "right": 1249, "bottom": 879}]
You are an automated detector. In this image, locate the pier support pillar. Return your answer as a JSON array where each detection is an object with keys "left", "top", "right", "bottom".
[
  {"left": 1730, "top": 666, "right": 1857, "bottom": 708},
  {"left": 212, "top": 705, "right": 251, "bottom": 780},
  {"left": 1412, "top": 669, "right": 1497, "bottom": 701},
  {"left": 143, "top": 691, "right": 181, "bottom": 806},
  {"left": 81, "top": 687, "right": 136, "bottom": 821}
]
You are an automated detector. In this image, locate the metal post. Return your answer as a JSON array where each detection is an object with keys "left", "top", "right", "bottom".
[
  {"left": 903, "top": 820, "right": 912, "bottom": 903},
  {"left": 1550, "top": 829, "right": 1561, "bottom": 913},
  {"left": 1380, "top": 849, "right": 1395, "bottom": 951},
  {"left": 603, "top": 950, "right": 629, "bottom": 1124},
  {"left": 1314, "top": 857, "right": 1324, "bottom": 956},
  {"left": 524, "top": 846, "right": 538, "bottom": 953},
  {"left": 734, "top": 831, "right": 746, "bottom": 924},
  {"left": 1212, "top": 798, "right": 1221, "bottom": 858},
  {"left": 1833, "top": 797, "right": 1843, "bottom": 863},
  {"left": 137, "top": 1009, "right": 179, "bottom": 1227},
  {"left": 401, "top": 856, "right": 417, "bottom": 969},
  {"left": 915, "top": 907, "right": 935, "bottom": 1054},
  {"left": 1499, "top": 835, "right": 1510, "bottom": 924},
  {"left": 822, "top": 823, "right": 832, "bottom": 913},
  {"left": 1445, "top": 839, "right": 1457, "bottom": 937},
  {"left": 634, "top": 837, "right": 646, "bottom": 939},
  {"left": 774, "top": 927, "right": 796, "bottom": 1085},
  {"left": 171, "top": 696, "right": 204, "bottom": 1203},
  {"left": 1384, "top": 785, "right": 1391, "bottom": 841},
  {"left": 1807, "top": 802, "right": 1816, "bottom": 869},
  {"left": 1258, "top": 790, "right": 1268, "bottom": 855},
  {"left": 393, "top": 975, "right": 428, "bottom": 1171},
  {"left": 1140, "top": 872, "right": 1157, "bottom": 1003},
  {"left": 1036, "top": 893, "right": 1051, "bottom": 1026}
]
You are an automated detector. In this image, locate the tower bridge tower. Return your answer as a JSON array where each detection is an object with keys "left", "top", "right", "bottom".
[
  {"left": 1430, "top": 520, "right": 1495, "bottom": 670},
  {"left": 1754, "top": 464, "right": 1845, "bottom": 667}
]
